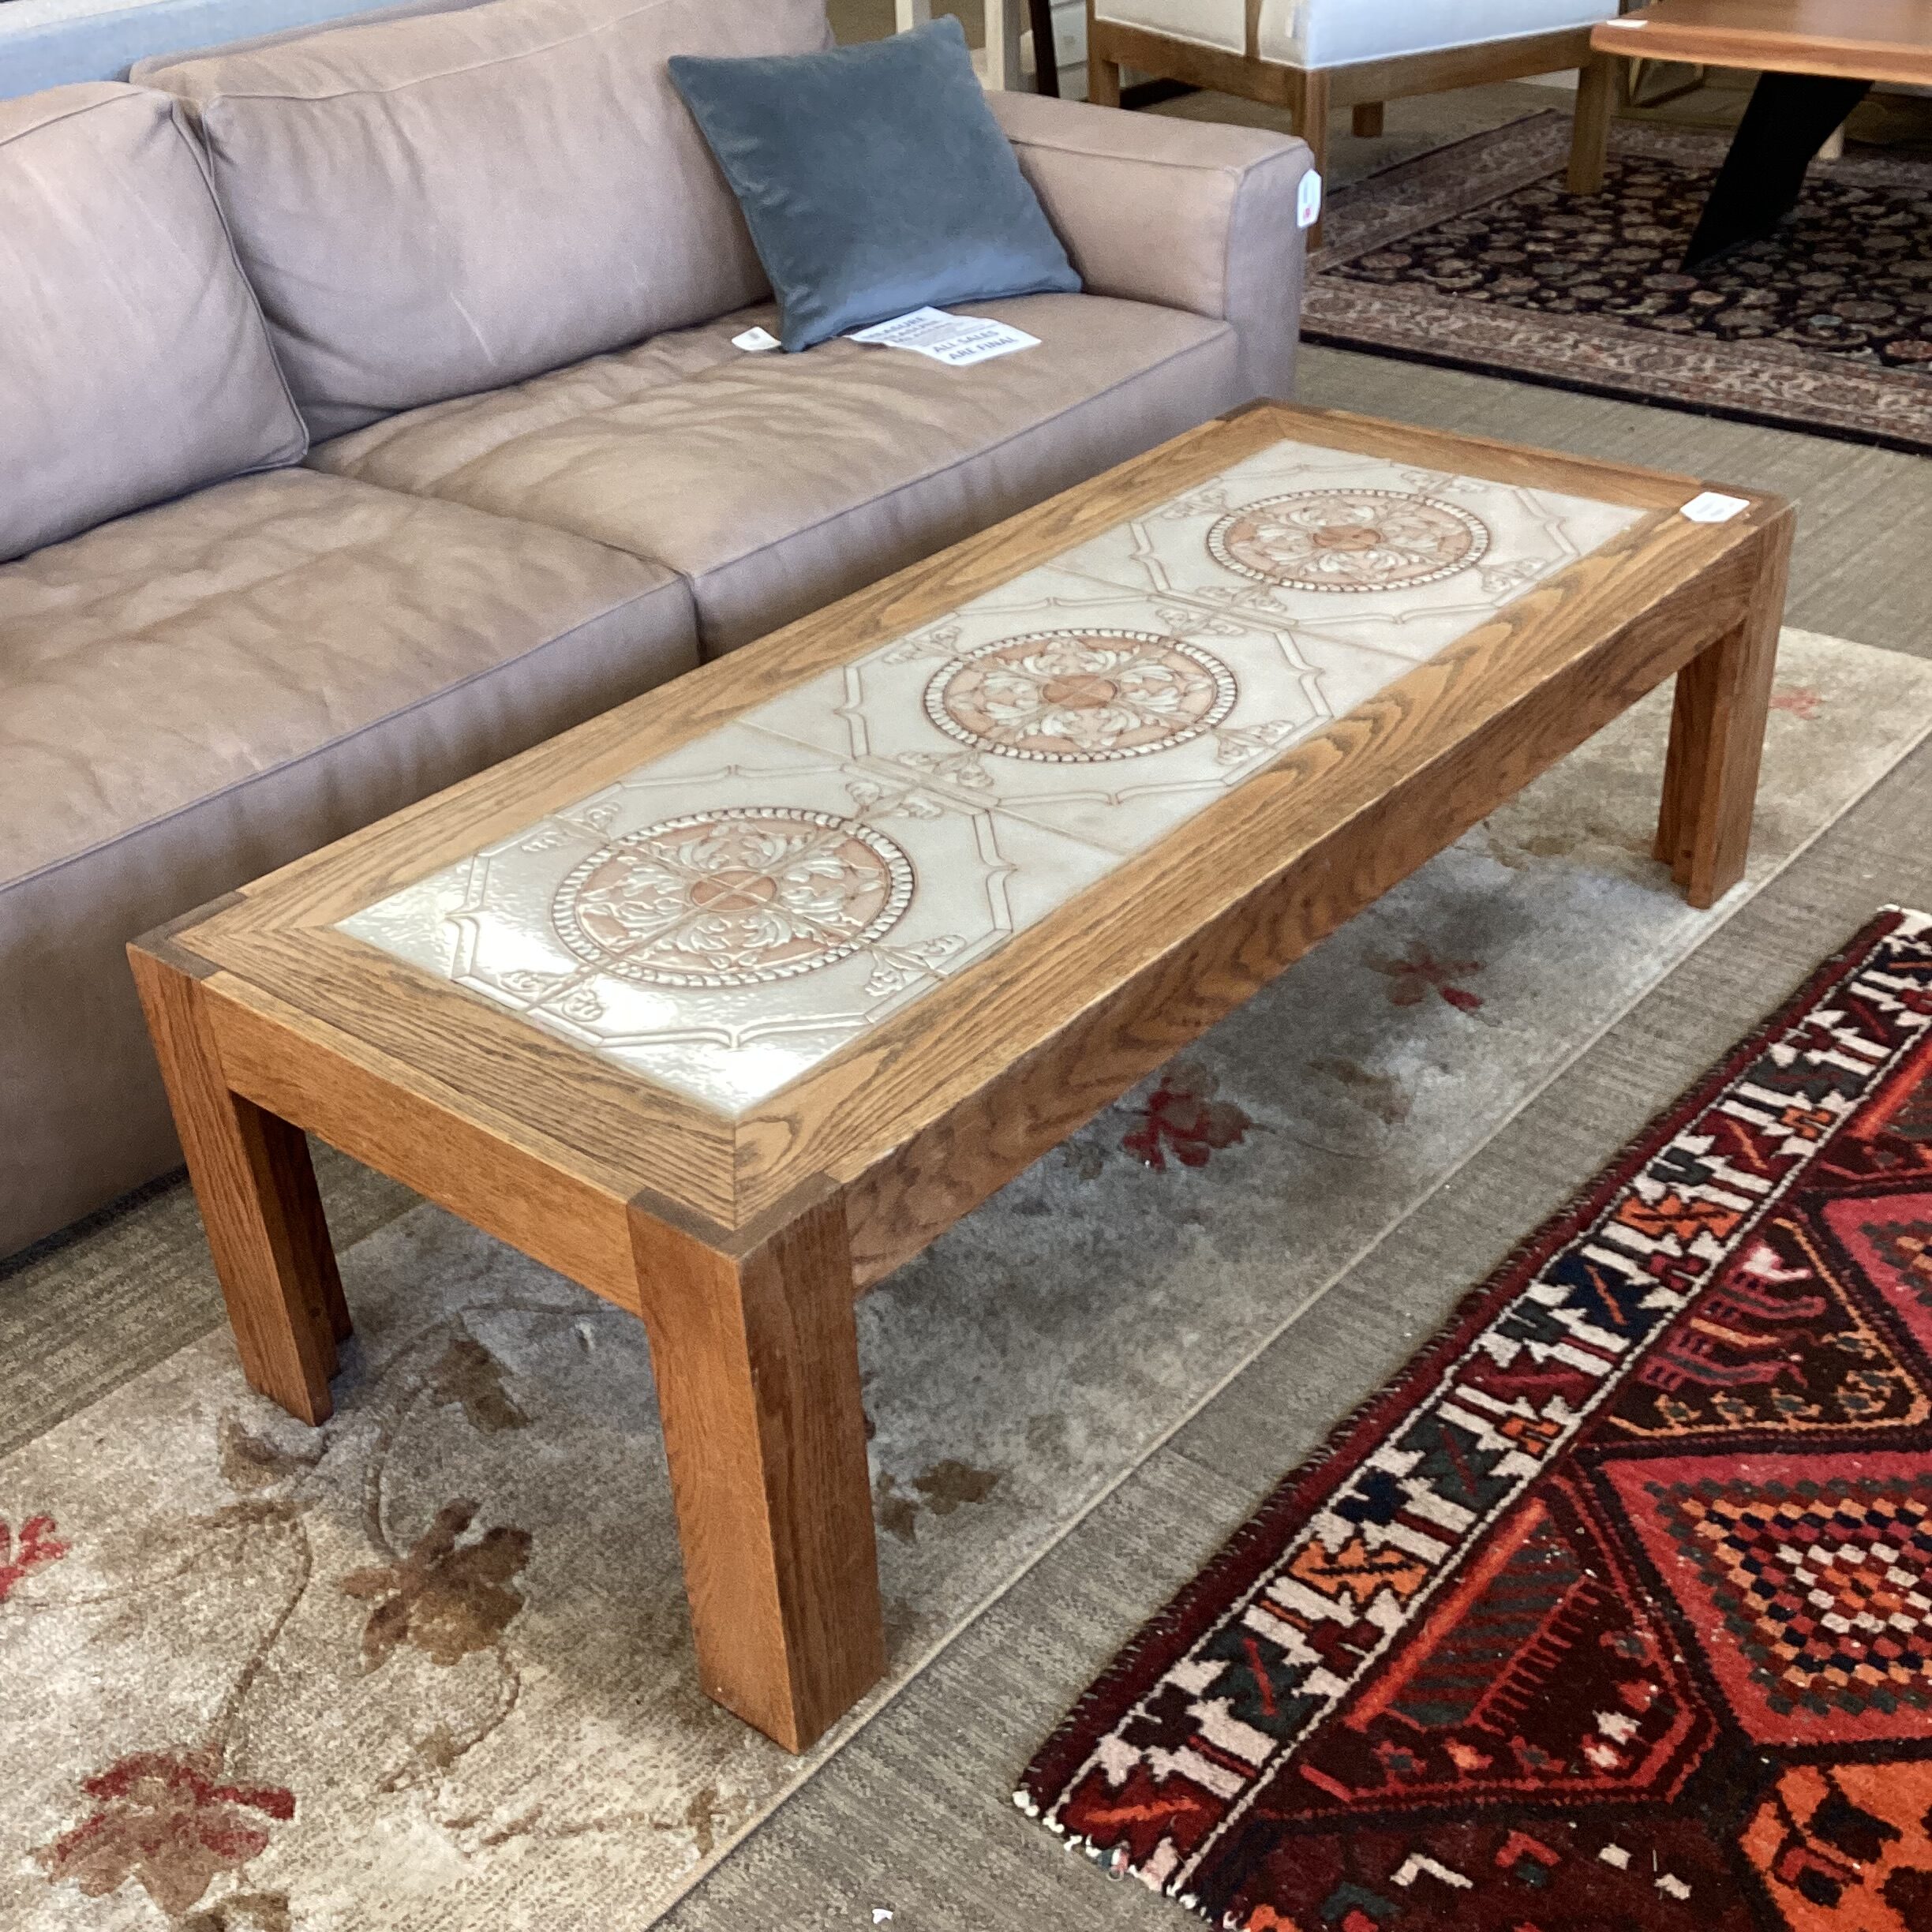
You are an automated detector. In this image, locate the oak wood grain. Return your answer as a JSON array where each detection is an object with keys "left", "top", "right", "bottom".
[
  {"left": 198, "top": 925, "right": 738, "bottom": 1225},
  {"left": 162, "top": 403, "right": 1730, "bottom": 1234},
  {"left": 205, "top": 974, "right": 643, "bottom": 1309},
  {"left": 1289, "top": 68, "right": 1331, "bottom": 242},
  {"left": 1655, "top": 515, "right": 1793, "bottom": 906},
  {"left": 129, "top": 945, "right": 343, "bottom": 1423},
  {"left": 630, "top": 1189, "right": 884, "bottom": 1753},
  {"left": 841, "top": 524, "right": 1784, "bottom": 1279},
  {"left": 135, "top": 402, "right": 1792, "bottom": 1750},
  {"left": 1595, "top": 0, "right": 1932, "bottom": 84},
  {"left": 736, "top": 496, "right": 1787, "bottom": 1222},
  {"left": 1569, "top": 51, "right": 1616, "bottom": 194}
]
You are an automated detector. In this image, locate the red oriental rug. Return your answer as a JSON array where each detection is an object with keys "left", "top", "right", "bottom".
[{"left": 1018, "top": 905, "right": 1932, "bottom": 1931}]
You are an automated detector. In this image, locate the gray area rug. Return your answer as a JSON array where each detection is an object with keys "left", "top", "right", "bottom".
[{"left": 3, "top": 627, "right": 1929, "bottom": 1930}]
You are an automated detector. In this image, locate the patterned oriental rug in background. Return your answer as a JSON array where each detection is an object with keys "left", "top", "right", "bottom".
[
  {"left": 1305, "top": 114, "right": 1932, "bottom": 455},
  {"left": 1020, "top": 906, "right": 1932, "bottom": 1932}
]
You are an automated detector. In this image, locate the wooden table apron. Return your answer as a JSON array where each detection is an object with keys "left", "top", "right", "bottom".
[
  {"left": 1596, "top": 0, "right": 1932, "bottom": 86},
  {"left": 125, "top": 405, "right": 1794, "bottom": 1754}
]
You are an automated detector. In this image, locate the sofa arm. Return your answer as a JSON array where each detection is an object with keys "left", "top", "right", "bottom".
[{"left": 987, "top": 91, "right": 1313, "bottom": 406}]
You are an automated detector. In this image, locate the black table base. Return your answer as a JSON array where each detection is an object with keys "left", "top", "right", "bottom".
[{"left": 1681, "top": 71, "right": 1874, "bottom": 268}]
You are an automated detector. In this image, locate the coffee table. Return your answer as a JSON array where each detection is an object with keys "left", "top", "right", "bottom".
[
  {"left": 1594, "top": 2, "right": 1932, "bottom": 264},
  {"left": 129, "top": 402, "right": 1792, "bottom": 1752}
]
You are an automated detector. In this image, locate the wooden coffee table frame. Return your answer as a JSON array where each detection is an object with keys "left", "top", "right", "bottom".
[{"left": 129, "top": 402, "right": 1791, "bottom": 1753}]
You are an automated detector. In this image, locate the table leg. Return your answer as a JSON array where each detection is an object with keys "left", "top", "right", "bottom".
[
  {"left": 1682, "top": 72, "right": 1872, "bottom": 268},
  {"left": 1654, "top": 522, "right": 1792, "bottom": 909},
  {"left": 129, "top": 946, "right": 345, "bottom": 1424},
  {"left": 631, "top": 1190, "right": 885, "bottom": 1753}
]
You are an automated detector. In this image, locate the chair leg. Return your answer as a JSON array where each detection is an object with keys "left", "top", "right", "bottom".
[
  {"left": 1568, "top": 53, "right": 1614, "bottom": 193},
  {"left": 1351, "top": 102, "right": 1383, "bottom": 138},
  {"left": 1087, "top": 11, "right": 1121, "bottom": 107},
  {"left": 1028, "top": 0, "right": 1060, "bottom": 95},
  {"left": 1290, "top": 69, "right": 1331, "bottom": 248}
]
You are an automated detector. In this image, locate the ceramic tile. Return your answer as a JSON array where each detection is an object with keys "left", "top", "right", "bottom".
[
  {"left": 1050, "top": 441, "right": 1646, "bottom": 664},
  {"left": 342, "top": 436, "right": 1647, "bottom": 1117},
  {"left": 338, "top": 724, "right": 1114, "bottom": 1118},
  {"left": 743, "top": 573, "right": 1331, "bottom": 856}
]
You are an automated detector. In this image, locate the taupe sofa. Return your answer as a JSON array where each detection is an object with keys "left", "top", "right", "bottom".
[{"left": 0, "top": 0, "right": 1313, "bottom": 1261}]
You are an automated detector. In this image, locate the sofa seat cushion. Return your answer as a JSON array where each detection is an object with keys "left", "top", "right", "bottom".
[
  {"left": 0, "top": 466, "right": 699, "bottom": 1257},
  {"left": 311, "top": 290, "right": 1243, "bottom": 654}
]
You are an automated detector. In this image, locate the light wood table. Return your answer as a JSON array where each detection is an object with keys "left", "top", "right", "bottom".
[
  {"left": 129, "top": 402, "right": 1792, "bottom": 1753},
  {"left": 1595, "top": 0, "right": 1932, "bottom": 84},
  {"left": 1594, "top": 0, "right": 1932, "bottom": 261}
]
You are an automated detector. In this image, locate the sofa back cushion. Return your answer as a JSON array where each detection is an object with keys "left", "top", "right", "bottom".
[
  {"left": 0, "top": 84, "right": 305, "bottom": 563},
  {"left": 149, "top": 0, "right": 833, "bottom": 440},
  {"left": 126, "top": 0, "right": 493, "bottom": 80}
]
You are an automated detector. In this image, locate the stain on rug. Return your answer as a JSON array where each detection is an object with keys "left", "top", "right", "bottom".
[
  {"left": 1307, "top": 113, "right": 1932, "bottom": 453},
  {"left": 1020, "top": 906, "right": 1932, "bottom": 1930},
  {"left": 3, "top": 631, "right": 1931, "bottom": 1929}
]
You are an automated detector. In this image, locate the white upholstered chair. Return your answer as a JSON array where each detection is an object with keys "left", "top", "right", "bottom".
[{"left": 1085, "top": 0, "right": 1624, "bottom": 230}]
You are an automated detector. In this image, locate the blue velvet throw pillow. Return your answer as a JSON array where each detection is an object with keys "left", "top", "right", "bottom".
[{"left": 668, "top": 18, "right": 1081, "bottom": 354}]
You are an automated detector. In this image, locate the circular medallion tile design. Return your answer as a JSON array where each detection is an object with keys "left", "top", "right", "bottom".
[
  {"left": 1208, "top": 489, "right": 1491, "bottom": 593},
  {"left": 925, "top": 631, "right": 1238, "bottom": 762},
  {"left": 552, "top": 807, "right": 914, "bottom": 987}
]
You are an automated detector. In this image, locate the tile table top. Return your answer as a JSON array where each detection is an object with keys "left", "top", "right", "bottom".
[{"left": 339, "top": 436, "right": 1645, "bottom": 1117}]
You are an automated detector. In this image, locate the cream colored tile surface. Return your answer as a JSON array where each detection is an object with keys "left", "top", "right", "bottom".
[
  {"left": 341, "top": 439, "right": 1647, "bottom": 1115},
  {"left": 339, "top": 724, "right": 1115, "bottom": 1116},
  {"left": 1051, "top": 440, "right": 1646, "bottom": 661},
  {"left": 746, "top": 572, "right": 1328, "bottom": 856}
]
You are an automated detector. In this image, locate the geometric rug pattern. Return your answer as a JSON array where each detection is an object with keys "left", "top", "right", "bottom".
[{"left": 1020, "top": 905, "right": 1932, "bottom": 1931}]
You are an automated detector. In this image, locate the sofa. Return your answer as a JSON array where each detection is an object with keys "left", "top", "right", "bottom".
[
  {"left": 0, "top": 0, "right": 411, "bottom": 97},
  {"left": 0, "top": 0, "right": 1312, "bottom": 1262}
]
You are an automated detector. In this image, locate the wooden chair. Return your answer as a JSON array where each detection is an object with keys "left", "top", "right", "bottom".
[
  {"left": 1085, "top": 0, "right": 1623, "bottom": 241},
  {"left": 893, "top": 0, "right": 1049, "bottom": 91}
]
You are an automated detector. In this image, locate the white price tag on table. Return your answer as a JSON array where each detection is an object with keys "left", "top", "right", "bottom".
[
  {"left": 1679, "top": 490, "right": 1751, "bottom": 524},
  {"left": 848, "top": 307, "right": 1040, "bottom": 366}
]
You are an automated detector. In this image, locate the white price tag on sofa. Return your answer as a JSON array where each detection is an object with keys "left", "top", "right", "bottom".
[
  {"left": 848, "top": 308, "right": 1039, "bottom": 366},
  {"left": 732, "top": 325, "right": 780, "bottom": 353},
  {"left": 1679, "top": 490, "right": 1750, "bottom": 524},
  {"left": 1297, "top": 170, "right": 1324, "bottom": 230}
]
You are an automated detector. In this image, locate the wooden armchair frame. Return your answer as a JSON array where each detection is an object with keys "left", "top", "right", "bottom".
[{"left": 1086, "top": 6, "right": 1617, "bottom": 241}]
